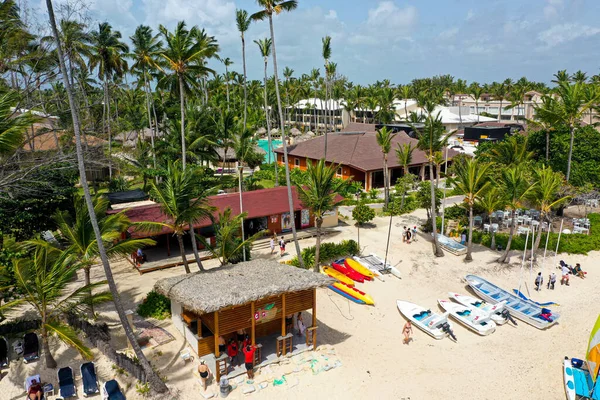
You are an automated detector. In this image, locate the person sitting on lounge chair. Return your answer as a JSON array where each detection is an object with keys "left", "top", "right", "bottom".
[
  {"left": 573, "top": 263, "right": 586, "bottom": 279},
  {"left": 136, "top": 248, "right": 147, "bottom": 263},
  {"left": 28, "top": 379, "right": 42, "bottom": 400}
]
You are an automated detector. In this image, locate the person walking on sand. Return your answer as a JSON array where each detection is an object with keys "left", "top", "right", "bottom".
[
  {"left": 279, "top": 236, "right": 286, "bottom": 257},
  {"left": 197, "top": 360, "right": 211, "bottom": 391},
  {"left": 243, "top": 344, "right": 257, "bottom": 380},
  {"left": 535, "top": 272, "right": 543, "bottom": 291},
  {"left": 406, "top": 228, "right": 412, "bottom": 244},
  {"left": 547, "top": 272, "right": 556, "bottom": 290},
  {"left": 270, "top": 236, "right": 275, "bottom": 255},
  {"left": 402, "top": 227, "right": 407, "bottom": 243},
  {"left": 402, "top": 321, "right": 413, "bottom": 344},
  {"left": 412, "top": 226, "right": 418, "bottom": 242}
]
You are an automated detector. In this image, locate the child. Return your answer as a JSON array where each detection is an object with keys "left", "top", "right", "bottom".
[
  {"left": 534, "top": 272, "right": 543, "bottom": 291},
  {"left": 270, "top": 236, "right": 275, "bottom": 255},
  {"left": 279, "top": 236, "right": 286, "bottom": 257}
]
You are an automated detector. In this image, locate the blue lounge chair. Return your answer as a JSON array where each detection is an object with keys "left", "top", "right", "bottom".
[
  {"left": 58, "top": 366, "right": 76, "bottom": 398},
  {"left": 102, "top": 379, "right": 126, "bottom": 400},
  {"left": 81, "top": 362, "right": 99, "bottom": 396},
  {"left": 23, "top": 333, "right": 39, "bottom": 364},
  {"left": 24, "top": 375, "right": 44, "bottom": 400}
]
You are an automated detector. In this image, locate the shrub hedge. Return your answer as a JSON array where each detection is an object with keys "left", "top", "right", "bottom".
[
  {"left": 287, "top": 239, "right": 360, "bottom": 269},
  {"left": 136, "top": 290, "right": 171, "bottom": 320}
]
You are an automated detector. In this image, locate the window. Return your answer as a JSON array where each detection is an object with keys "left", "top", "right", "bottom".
[
  {"left": 337, "top": 167, "right": 343, "bottom": 176},
  {"left": 294, "top": 158, "right": 300, "bottom": 168}
]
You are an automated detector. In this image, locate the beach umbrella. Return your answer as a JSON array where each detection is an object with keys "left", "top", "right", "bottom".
[{"left": 586, "top": 314, "right": 600, "bottom": 382}]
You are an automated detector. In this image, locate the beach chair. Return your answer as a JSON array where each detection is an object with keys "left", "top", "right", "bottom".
[
  {"left": 24, "top": 374, "right": 45, "bottom": 400},
  {"left": 81, "top": 362, "right": 99, "bottom": 396},
  {"left": 102, "top": 379, "right": 126, "bottom": 400},
  {"left": 0, "top": 336, "right": 8, "bottom": 368},
  {"left": 58, "top": 366, "right": 76, "bottom": 398},
  {"left": 23, "top": 333, "right": 40, "bottom": 363}
]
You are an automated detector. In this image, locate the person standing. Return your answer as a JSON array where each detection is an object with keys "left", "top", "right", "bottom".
[
  {"left": 270, "top": 236, "right": 275, "bottom": 255},
  {"left": 279, "top": 236, "right": 286, "bottom": 257},
  {"left": 242, "top": 344, "right": 257, "bottom": 380},
  {"left": 547, "top": 272, "right": 556, "bottom": 290},
  {"left": 412, "top": 226, "right": 418, "bottom": 242},
  {"left": 402, "top": 227, "right": 407, "bottom": 243},
  {"left": 197, "top": 360, "right": 211, "bottom": 391},
  {"left": 227, "top": 338, "right": 239, "bottom": 368},
  {"left": 402, "top": 321, "right": 413, "bottom": 344},
  {"left": 406, "top": 228, "right": 412, "bottom": 244},
  {"left": 534, "top": 272, "right": 543, "bottom": 291},
  {"left": 561, "top": 263, "right": 570, "bottom": 286}
]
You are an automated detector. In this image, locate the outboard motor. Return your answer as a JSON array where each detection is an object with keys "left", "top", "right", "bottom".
[
  {"left": 441, "top": 322, "right": 457, "bottom": 341},
  {"left": 501, "top": 309, "right": 517, "bottom": 326}
]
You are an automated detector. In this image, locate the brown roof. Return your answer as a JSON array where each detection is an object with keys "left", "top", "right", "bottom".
[
  {"left": 22, "top": 130, "right": 106, "bottom": 152},
  {"left": 275, "top": 122, "right": 458, "bottom": 172}
]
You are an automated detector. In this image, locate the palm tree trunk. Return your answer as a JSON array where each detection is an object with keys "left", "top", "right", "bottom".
[
  {"left": 498, "top": 209, "right": 516, "bottom": 263},
  {"left": 313, "top": 87, "right": 318, "bottom": 131},
  {"left": 84, "top": 266, "right": 95, "bottom": 318},
  {"left": 104, "top": 78, "right": 112, "bottom": 179},
  {"left": 498, "top": 99, "right": 503, "bottom": 122},
  {"left": 314, "top": 218, "right": 322, "bottom": 273},
  {"left": 225, "top": 66, "right": 230, "bottom": 111},
  {"left": 242, "top": 33, "right": 248, "bottom": 129},
  {"left": 466, "top": 205, "right": 474, "bottom": 261},
  {"left": 268, "top": 14, "right": 304, "bottom": 269},
  {"left": 263, "top": 61, "right": 277, "bottom": 186},
  {"left": 143, "top": 74, "right": 157, "bottom": 172},
  {"left": 545, "top": 131, "right": 550, "bottom": 161},
  {"left": 429, "top": 162, "right": 444, "bottom": 257},
  {"left": 41, "top": 322, "right": 57, "bottom": 369},
  {"left": 476, "top": 99, "right": 480, "bottom": 122},
  {"left": 404, "top": 99, "right": 408, "bottom": 119},
  {"left": 188, "top": 224, "right": 205, "bottom": 271},
  {"left": 383, "top": 155, "right": 389, "bottom": 208},
  {"left": 176, "top": 234, "right": 191, "bottom": 274},
  {"left": 46, "top": 0, "right": 168, "bottom": 392},
  {"left": 490, "top": 230, "right": 496, "bottom": 250},
  {"left": 221, "top": 148, "right": 227, "bottom": 178},
  {"left": 179, "top": 75, "right": 187, "bottom": 171},
  {"left": 566, "top": 125, "right": 575, "bottom": 182}
]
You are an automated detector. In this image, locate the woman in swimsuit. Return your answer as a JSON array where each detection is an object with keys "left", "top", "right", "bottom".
[
  {"left": 402, "top": 321, "right": 413, "bottom": 344},
  {"left": 198, "top": 360, "right": 211, "bottom": 391}
]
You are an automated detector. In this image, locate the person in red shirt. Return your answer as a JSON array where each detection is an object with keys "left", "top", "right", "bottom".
[
  {"left": 227, "top": 338, "right": 238, "bottom": 367},
  {"left": 242, "top": 334, "right": 251, "bottom": 350},
  {"left": 243, "top": 344, "right": 257, "bottom": 379},
  {"left": 28, "top": 379, "right": 43, "bottom": 400}
]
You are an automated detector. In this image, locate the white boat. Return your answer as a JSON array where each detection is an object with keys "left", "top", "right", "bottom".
[
  {"left": 563, "top": 358, "right": 576, "bottom": 400},
  {"left": 448, "top": 292, "right": 512, "bottom": 325},
  {"left": 438, "top": 299, "right": 496, "bottom": 336},
  {"left": 355, "top": 253, "right": 401, "bottom": 279},
  {"left": 397, "top": 300, "right": 456, "bottom": 340},
  {"left": 562, "top": 315, "right": 600, "bottom": 400},
  {"left": 465, "top": 274, "right": 560, "bottom": 330},
  {"left": 352, "top": 256, "right": 384, "bottom": 281}
]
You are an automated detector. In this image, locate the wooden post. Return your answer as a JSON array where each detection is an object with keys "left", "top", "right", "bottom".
[
  {"left": 166, "top": 234, "right": 171, "bottom": 256},
  {"left": 251, "top": 302, "right": 256, "bottom": 346},
  {"left": 312, "top": 289, "right": 317, "bottom": 327},
  {"left": 281, "top": 294, "right": 286, "bottom": 336},
  {"left": 214, "top": 311, "right": 220, "bottom": 357}
]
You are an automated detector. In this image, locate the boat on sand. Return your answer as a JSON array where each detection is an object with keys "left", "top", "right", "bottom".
[
  {"left": 438, "top": 299, "right": 496, "bottom": 336},
  {"left": 448, "top": 292, "right": 514, "bottom": 325},
  {"left": 397, "top": 300, "right": 456, "bottom": 340}
]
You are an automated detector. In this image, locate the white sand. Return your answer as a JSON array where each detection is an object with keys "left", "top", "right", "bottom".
[{"left": 1, "top": 204, "right": 598, "bottom": 400}]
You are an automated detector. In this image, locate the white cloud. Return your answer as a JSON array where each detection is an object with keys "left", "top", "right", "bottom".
[
  {"left": 543, "top": 0, "right": 564, "bottom": 20},
  {"left": 325, "top": 10, "right": 337, "bottom": 20},
  {"left": 466, "top": 9, "right": 475, "bottom": 21},
  {"left": 349, "top": 1, "right": 417, "bottom": 45},
  {"left": 538, "top": 23, "right": 600, "bottom": 48},
  {"left": 438, "top": 27, "right": 458, "bottom": 41}
]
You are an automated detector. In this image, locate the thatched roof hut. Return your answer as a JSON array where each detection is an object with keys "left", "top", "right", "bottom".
[
  {"left": 155, "top": 260, "right": 333, "bottom": 314},
  {"left": 290, "top": 127, "right": 302, "bottom": 136}
]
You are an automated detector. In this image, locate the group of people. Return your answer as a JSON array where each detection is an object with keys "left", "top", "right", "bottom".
[
  {"left": 534, "top": 260, "right": 587, "bottom": 291},
  {"left": 402, "top": 226, "right": 418, "bottom": 243},
  {"left": 270, "top": 235, "right": 286, "bottom": 257}
]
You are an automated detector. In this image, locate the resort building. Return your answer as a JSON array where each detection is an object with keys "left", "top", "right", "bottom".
[
  {"left": 447, "top": 122, "right": 525, "bottom": 155},
  {"left": 450, "top": 91, "right": 544, "bottom": 121},
  {"left": 275, "top": 122, "right": 459, "bottom": 190},
  {"left": 285, "top": 98, "right": 348, "bottom": 132},
  {"left": 154, "top": 260, "right": 333, "bottom": 378}
]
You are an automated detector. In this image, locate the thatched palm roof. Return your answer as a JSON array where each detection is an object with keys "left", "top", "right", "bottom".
[{"left": 154, "top": 260, "right": 334, "bottom": 314}]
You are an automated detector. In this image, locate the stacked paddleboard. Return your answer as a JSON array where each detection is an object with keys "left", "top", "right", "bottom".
[{"left": 323, "top": 258, "right": 375, "bottom": 305}]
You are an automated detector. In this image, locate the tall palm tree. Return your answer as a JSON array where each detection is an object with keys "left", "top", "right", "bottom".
[
  {"left": 0, "top": 91, "right": 38, "bottom": 156},
  {"left": 309, "top": 68, "right": 320, "bottom": 131},
  {"left": 214, "top": 110, "right": 237, "bottom": 178},
  {"left": 88, "top": 22, "right": 129, "bottom": 178},
  {"left": 469, "top": 82, "right": 484, "bottom": 122},
  {"left": 490, "top": 82, "right": 506, "bottom": 122},
  {"left": 322, "top": 35, "right": 331, "bottom": 151},
  {"left": 158, "top": 21, "right": 218, "bottom": 171},
  {"left": 252, "top": 0, "right": 305, "bottom": 268},
  {"left": 450, "top": 158, "right": 491, "bottom": 261},
  {"left": 375, "top": 126, "right": 396, "bottom": 208},
  {"left": 55, "top": 19, "right": 90, "bottom": 87},
  {"left": 51, "top": 195, "right": 154, "bottom": 317},
  {"left": 221, "top": 57, "right": 233, "bottom": 109},
  {"left": 296, "top": 159, "right": 346, "bottom": 272},
  {"left": 526, "top": 165, "right": 570, "bottom": 259},
  {"left": 475, "top": 187, "right": 506, "bottom": 250},
  {"left": 283, "top": 66, "right": 294, "bottom": 129},
  {"left": 487, "top": 135, "right": 534, "bottom": 167},
  {"left": 11, "top": 242, "right": 111, "bottom": 368},
  {"left": 534, "top": 80, "right": 597, "bottom": 181},
  {"left": 497, "top": 166, "right": 535, "bottom": 263},
  {"left": 255, "top": 38, "right": 277, "bottom": 183},
  {"left": 395, "top": 142, "right": 414, "bottom": 209},
  {"left": 129, "top": 25, "right": 162, "bottom": 172},
  {"left": 46, "top": 0, "right": 167, "bottom": 390},
  {"left": 236, "top": 9, "right": 251, "bottom": 128}
]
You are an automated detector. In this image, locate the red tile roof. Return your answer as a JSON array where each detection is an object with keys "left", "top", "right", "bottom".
[
  {"left": 276, "top": 122, "right": 459, "bottom": 171},
  {"left": 121, "top": 186, "right": 310, "bottom": 238}
]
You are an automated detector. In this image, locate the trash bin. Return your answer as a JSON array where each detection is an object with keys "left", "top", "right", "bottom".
[{"left": 219, "top": 378, "right": 231, "bottom": 398}]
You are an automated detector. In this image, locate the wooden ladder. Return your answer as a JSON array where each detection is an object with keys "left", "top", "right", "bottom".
[
  {"left": 253, "top": 344, "right": 263, "bottom": 365},
  {"left": 215, "top": 354, "right": 229, "bottom": 383},
  {"left": 276, "top": 333, "right": 293, "bottom": 357}
]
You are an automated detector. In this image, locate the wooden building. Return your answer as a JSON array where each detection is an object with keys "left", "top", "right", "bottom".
[{"left": 154, "top": 260, "right": 333, "bottom": 359}]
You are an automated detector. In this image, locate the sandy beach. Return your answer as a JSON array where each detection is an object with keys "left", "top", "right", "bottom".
[{"left": 1, "top": 204, "right": 598, "bottom": 400}]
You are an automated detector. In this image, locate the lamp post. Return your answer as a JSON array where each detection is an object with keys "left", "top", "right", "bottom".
[{"left": 237, "top": 162, "right": 246, "bottom": 261}]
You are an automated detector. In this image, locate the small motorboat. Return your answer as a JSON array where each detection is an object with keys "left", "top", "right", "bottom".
[
  {"left": 465, "top": 274, "right": 559, "bottom": 329},
  {"left": 331, "top": 259, "right": 365, "bottom": 282},
  {"left": 438, "top": 299, "right": 496, "bottom": 336},
  {"left": 344, "top": 258, "right": 374, "bottom": 280},
  {"left": 563, "top": 315, "right": 600, "bottom": 400},
  {"left": 448, "top": 292, "right": 515, "bottom": 325},
  {"left": 321, "top": 266, "right": 354, "bottom": 286},
  {"left": 397, "top": 300, "right": 456, "bottom": 340}
]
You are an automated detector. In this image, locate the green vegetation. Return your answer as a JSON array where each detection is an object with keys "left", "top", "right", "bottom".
[
  {"left": 352, "top": 203, "right": 376, "bottom": 225},
  {"left": 287, "top": 240, "right": 359, "bottom": 270},
  {"left": 137, "top": 290, "right": 172, "bottom": 320}
]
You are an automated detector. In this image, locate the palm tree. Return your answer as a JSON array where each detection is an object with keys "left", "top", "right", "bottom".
[
  {"left": 221, "top": 57, "right": 233, "bottom": 110},
  {"left": 476, "top": 187, "right": 506, "bottom": 250},
  {"left": 398, "top": 85, "right": 412, "bottom": 120},
  {"left": 158, "top": 21, "right": 218, "bottom": 171},
  {"left": 534, "top": 80, "right": 597, "bottom": 181},
  {"left": 487, "top": 135, "right": 534, "bottom": 167},
  {"left": 450, "top": 158, "right": 491, "bottom": 261},
  {"left": 416, "top": 108, "right": 447, "bottom": 257},
  {"left": 51, "top": 195, "right": 155, "bottom": 318},
  {"left": 283, "top": 66, "right": 294, "bottom": 128},
  {"left": 309, "top": 68, "right": 320, "bottom": 131},
  {"left": 199, "top": 208, "right": 265, "bottom": 265},
  {"left": 526, "top": 165, "right": 570, "bottom": 259},
  {"left": 0, "top": 91, "right": 38, "bottom": 156},
  {"left": 54, "top": 19, "right": 91, "bottom": 87},
  {"left": 129, "top": 25, "right": 162, "bottom": 172},
  {"left": 45, "top": 0, "right": 168, "bottom": 391},
  {"left": 255, "top": 38, "right": 277, "bottom": 182},
  {"left": 214, "top": 110, "right": 237, "bottom": 178},
  {"left": 497, "top": 166, "right": 535, "bottom": 263},
  {"left": 432, "top": 150, "right": 445, "bottom": 188},
  {"left": 142, "top": 161, "right": 216, "bottom": 274},
  {"left": 469, "top": 83, "right": 484, "bottom": 122},
  {"left": 252, "top": 0, "right": 305, "bottom": 268},
  {"left": 490, "top": 81, "right": 506, "bottom": 122},
  {"left": 375, "top": 126, "right": 396, "bottom": 208},
  {"left": 236, "top": 9, "right": 251, "bottom": 128},
  {"left": 322, "top": 35, "right": 331, "bottom": 150},
  {"left": 12, "top": 243, "right": 111, "bottom": 368},
  {"left": 88, "top": 22, "right": 129, "bottom": 178},
  {"left": 296, "top": 159, "right": 346, "bottom": 272},
  {"left": 395, "top": 142, "right": 414, "bottom": 209}
]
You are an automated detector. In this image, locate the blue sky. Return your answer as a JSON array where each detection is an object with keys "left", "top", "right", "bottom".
[{"left": 39, "top": 0, "right": 600, "bottom": 84}]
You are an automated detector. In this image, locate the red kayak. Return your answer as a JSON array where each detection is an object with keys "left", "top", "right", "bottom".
[{"left": 331, "top": 259, "right": 365, "bottom": 282}]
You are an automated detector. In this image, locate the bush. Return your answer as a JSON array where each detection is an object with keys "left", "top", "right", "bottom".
[
  {"left": 443, "top": 205, "right": 468, "bottom": 225},
  {"left": 352, "top": 203, "right": 376, "bottom": 225},
  {"left": 137, "top": 290, "right": 171, "bottom": 320},
  {"left": 386, "top": 194, "right": 418, "bottom": 216},
  {"left": 108, "top": 176, "right": 129, "bottom": 193},
  {"left": 287, "top": 239, "right": 359, "bottom": 269}
]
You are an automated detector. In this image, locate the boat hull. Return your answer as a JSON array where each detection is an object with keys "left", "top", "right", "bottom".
[
  {"left": 438, "top": 299, "right": 496, "bottom": 336},
  {"left": 321, "top": 266, "right": 355, "bottom": 286},
  {"left": 448, "top": 292, "right": 508, "bottom": 325},
  {"left": 328, "top": 285, "right": 365, "bottom": 304},
  {"left": 563, "top": 357, "right": 599, "bottom": 400},
  {"left": 397, "top": 300, "right": 451, "bottom": 340},
  {"left": 333, "top": 282, "right": 374, "bottom": 305},
  {"left": 332, "top": 260, "right": 365, "bottom": 282},
  {"left": 344, "top": 258, "right": 374, "bottom": 280}
]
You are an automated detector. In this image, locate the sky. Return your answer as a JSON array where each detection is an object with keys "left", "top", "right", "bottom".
[{"left": 32, "top": 0, "right": 600, "bottom": 85}]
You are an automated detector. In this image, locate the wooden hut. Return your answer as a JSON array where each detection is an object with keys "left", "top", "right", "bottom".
[{"left": 154, "top": 260, "right": 333, "bottom": 359}]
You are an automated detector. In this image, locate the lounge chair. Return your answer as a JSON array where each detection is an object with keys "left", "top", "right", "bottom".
[
  {"left": 58, "top": 366, "right": 76, "bottom": 398},
  {"left": 0, "top": 336, "right": 8, "bottom": 368},
  {"left": 102, "top": 379, "right": 126, "bottom": 400},
  {"left": 23, "top": 333, "right": 39, "bottom": 364},
  {"left": 81, "top": 362, "right": 99, "bottom": 396},
  {"left": 24, "top": 374, "right": 44, "bottom": 400}
]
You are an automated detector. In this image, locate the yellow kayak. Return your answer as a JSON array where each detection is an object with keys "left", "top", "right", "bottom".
[
  {"left": 345, "top": 258, "right": 375, "bottom": 280},
  {"left": 321, "top": 266, "right": 355, "bottom": 286},
  {"left": 333, "top": 282, "right": 375, "bottom": 305}
]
